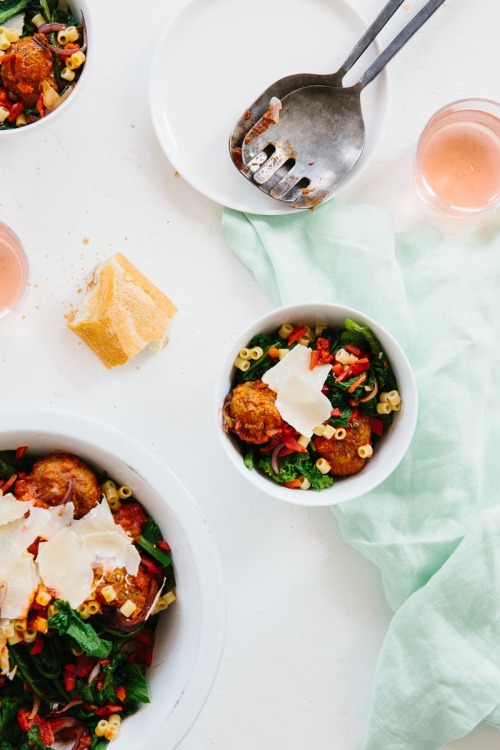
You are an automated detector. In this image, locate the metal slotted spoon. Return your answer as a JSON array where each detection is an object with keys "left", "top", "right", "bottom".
[{"left": 229, "top": 0, "right": 446, "bottom": 210}]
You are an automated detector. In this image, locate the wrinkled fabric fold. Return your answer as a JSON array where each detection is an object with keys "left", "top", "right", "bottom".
[{"left": 221, "top": 201, "right": 500, "bottom": 748}]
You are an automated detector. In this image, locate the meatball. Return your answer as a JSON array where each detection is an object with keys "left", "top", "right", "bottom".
[
  {"left": 94, "top": 566, "right": 153, "bottom": 614},
  {"left": 113, "top": 502, "right": 147, "bottom": 542},
  {"left": 315, "top": 414, "right": 372, "bottom": 476},
  {"left": 15, "top": 453, "right": 101, "bottom": 519},
  {"left": 223, "top": 379, "right": 283, "bottom": 445},
  {"left": 1, "top": 35, "right": 56, "bottom": 108}
]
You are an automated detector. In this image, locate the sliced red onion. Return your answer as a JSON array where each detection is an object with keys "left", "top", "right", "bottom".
[
  {"left": 271, "top": 443, "right": 285, "bottom": 474},
  {"left": 47, "top": 11, "right": 87, "bottom": 57},
  {"left": 87, "top": 661, "right": 101, "bottom": 685},
  {"left": 28, "top": 693, "right": 40, "bottom": 720},
  {"left": 37, "top": 23, "right": 67, "bottom": 33},
  {"left": 61, "top": 477, "right": 75, "bottom": 505},
  {"left": 51, "top": 699, "right": 83, "bottom": 715},
  {"left": 359, "top": 378, "right": 379, "bottom": 403},
  {"left": 51, "top": 716, "right": 82, "bottom": 734}
]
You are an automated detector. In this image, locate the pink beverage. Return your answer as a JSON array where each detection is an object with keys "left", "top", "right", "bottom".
[
  {"left": 0, "top": 222, "right": 28, "bottom": 320},
  {"left": 415, "top": 99, "right": 500, "bottom": 222}
]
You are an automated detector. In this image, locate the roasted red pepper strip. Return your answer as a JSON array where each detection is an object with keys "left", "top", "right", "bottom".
[
  {"left": 115, "top": 686, "right": 127, "bottom": 702},
  {"left": 283, "top": 479, "right": 302, "bottom": 489},
  {"left": 2, "top": 474, "right": 17, "bottom": 493},
  {"left": 309, "top": 338, "right": 334, "bottom": 369},
  {"left": 63, "top": 670, "right": 76, "bottom": 692},
  {"left": 94, "top": 705, "right": 123, "bottom": 716},
  {"left": 287, "top": 325, "right": 308, "bottom": 345},
  {"left": 157, "top": 539, "right": 171, "bottom": 552},
  {"left": 335, "top": 367, "right": 351, "bottom": 383},
  {"left": 30, "top": 633, "right": 45, "bottom": 655},
  {"left": 36, "top": 92, "right": 45, "bottom": 118},
  {"left": 345, "top": 344, "right": 365, "bottom": 358},
  {"left": 17, "top": 711, "right": 55, "bottom": 744},
  {"left": 15, "top": 445, "right": 28, "bottom": 460},
  {"left": 140, "top": 554, "right": 162, "bottom": 577},
  {"left": 282, "top": 426, "right": 308, "bottom": 454},
  {"left": 8, "top": 102, "right": 23, "bottom": 123},
  {"left": 348, "top": 373, "right": 367, "bottom": 393},
  {"left": 369, "top": 417, "right": 384, "bottom": 436},
  {"left": 348, "top": 358, "right": 370, "bottom": 375}
]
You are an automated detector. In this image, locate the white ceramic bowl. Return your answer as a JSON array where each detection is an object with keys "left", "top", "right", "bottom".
[
  {"left": 0, "top": 408, "right": 226, "bottom": 750},
  {"left": 215, "top": 302, "right": 418, "bottom": 507},
  {"left": 0, "top": 0, "right": 91, "bottom": 136}
]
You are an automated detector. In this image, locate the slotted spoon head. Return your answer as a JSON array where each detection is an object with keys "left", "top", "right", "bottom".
[{"left": 235, "top": 84, "right": 366, "bottom": 209}]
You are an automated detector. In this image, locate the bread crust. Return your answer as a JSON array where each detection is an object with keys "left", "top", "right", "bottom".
[{"left": 66, "top": 253, "right": 177, "bottom": 368}]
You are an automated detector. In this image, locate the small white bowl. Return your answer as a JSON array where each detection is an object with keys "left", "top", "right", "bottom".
[
  {"left": 0, "top": 0, "right": 91, "bottom": 136},
  {"left": 0, "top": 408, "right": 226, "bottom": 750},
  {"left": 215, "top": 302, "right": 418, "bottom": 507}
]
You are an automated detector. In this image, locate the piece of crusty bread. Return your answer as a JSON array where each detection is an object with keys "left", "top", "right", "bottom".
[{"left": 66, "top": 253, "right": 177, "bottom": 369}]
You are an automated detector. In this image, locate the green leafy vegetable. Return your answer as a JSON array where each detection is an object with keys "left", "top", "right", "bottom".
[
  {"left": 90, "top": 738, "right": 110, "bottom": 750},
  {"left": 235, "top": 333, "right": 284, "bottom": 383},
  {"left": 0, "top": 451, "right": 40, "bottom": 480},
  {"left": 243, "top": 446, "right": 255, "bottom": 470},
  {"left": 7, "top": 646, "right": 66, "bottom": 702},
  {"left": 120, "top": 662, "right": 150, "bottom": 705},
  {"left": 48, "top": 600, "right": 112, "bottom": 658},
  {"left": 138, "top": 516, "right": 172, "bottom": 568},
  {"left": 0, "top": 694, "right": 26, "bottom": 744},
  {"left": 21, "top": 726, "right": 53, "bottom": 750},
  {"left": 0, "top": 0, "right": 31, "bottom": 25},
  {"left": 256, "top": 452, "right": 334, "bottom": 491},
  {"left": 343, "top": 318, "right": 382, "bottom": 357}
]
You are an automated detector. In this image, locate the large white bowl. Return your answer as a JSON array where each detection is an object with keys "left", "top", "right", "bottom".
[
  {"left": 215, "top": 302, "right": 418, "bottom": 507},
  {"left": 0, "top": 0, "right": 91, "bottom": 137},
  {"left": 0, "top": 408, "right": 226, "bottom": 750}
]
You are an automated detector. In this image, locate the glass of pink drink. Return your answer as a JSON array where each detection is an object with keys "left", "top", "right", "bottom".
[
  {"left": 414, "top": 98, "right": 500, "bottom": 230},
  {"left": 0, "top": 222, "right": 28, "bottom": 322}
]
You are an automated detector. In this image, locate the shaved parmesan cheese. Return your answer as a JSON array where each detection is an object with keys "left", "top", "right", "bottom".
[
  {"left": 0, "top": 494, "right": 30, "bottom": 526},
  {"left": 82, "top": 531, "right": 140, "bottom": 575},
  {"left": 5, "top": 12, "right": 24, "bottom": 36},
  {"left": 276, "top": 374, "right": 332, "bottom": 438},
  {"left": 36, "top": 500, "right": 140, "bottom": 607},
  {"left": 37, "top": 529, "right": 94, "bottom": 608},
  {"left": 75, "top": 499, "right": 131, "bottom": 542},
  {"left": 0, "top": 546, "right": 38, "bottom": 619},
  {"left": 263, "top": 344, "right": 331, "bottom": 392},
  {"left": 0, "top": 496, "right": 139, "bottom": 614},
  {"left": 262, "top": 344, "right": 332, "bottom": 436}
]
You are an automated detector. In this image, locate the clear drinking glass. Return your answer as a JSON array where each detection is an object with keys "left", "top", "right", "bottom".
[
  {"left": 414, "top": 98, "right": 500, "bottom": 231},
  {"left": 0, "top": 221, "right": 29, "bottom": 322}
]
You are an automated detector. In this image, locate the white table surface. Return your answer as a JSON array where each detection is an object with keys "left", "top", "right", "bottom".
[{"left": 1, "top": 0, "right": 499, "bottom": 748}]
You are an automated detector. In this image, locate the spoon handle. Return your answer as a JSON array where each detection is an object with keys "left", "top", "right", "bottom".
[
  {"left": 340, "top": 0, "right": 406, "bottom": 77},
  {"left": 358, "top": 0, "right": 447, "bottom": 88}
]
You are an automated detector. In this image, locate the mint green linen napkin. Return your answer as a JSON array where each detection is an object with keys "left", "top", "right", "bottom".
[{"left": 221, "top": 200, "right": 500, "bottom": 749}]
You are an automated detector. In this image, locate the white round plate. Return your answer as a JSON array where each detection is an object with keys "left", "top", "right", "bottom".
[
  {"left": 149, "top": 0, "right": 390, "bottom": 215},
  {"left": 0, "top": 409, "right": 226, "bottom": 750}
]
